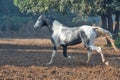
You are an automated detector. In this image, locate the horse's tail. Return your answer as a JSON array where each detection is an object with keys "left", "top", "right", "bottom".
[
  {"left": 92, "top": 26, "right": 119, "bottom": 52},
  {"left": 105, "top": 36, "right": 119, "bottom": 52},
  {"left": 92, "top": 26, "right": 112, "bottom": 38}
]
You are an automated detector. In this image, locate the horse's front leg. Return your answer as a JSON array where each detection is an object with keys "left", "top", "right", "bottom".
[
  {"left": 48, "top": 46, "right": 57, "bottom": 65},
  {"left": 48, "top": 37, "right": 58, "bottom": 65},
  {"left": 63, "top": 45, "right": 71, "bottom": 59}
]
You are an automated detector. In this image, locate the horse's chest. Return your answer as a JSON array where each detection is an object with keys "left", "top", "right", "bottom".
[{"left": 52, "top": 33, "right": 66, "bottom": 45}]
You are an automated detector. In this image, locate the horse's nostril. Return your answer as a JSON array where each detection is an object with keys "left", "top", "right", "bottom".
[{"left": 34, "top": 26, "right": 37, "bottom": 31}]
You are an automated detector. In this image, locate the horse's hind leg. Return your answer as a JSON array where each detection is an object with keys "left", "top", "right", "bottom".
[
  {"left": 87, "top": 48, "right": 92, "bottom": 63},
  {"left": 89, "top": 45, "right": 109, "bottom": 65}
]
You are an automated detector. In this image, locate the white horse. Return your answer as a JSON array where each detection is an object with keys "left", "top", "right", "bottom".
[{"left": 34, "top": 15, "right": 115, "bottom": 65}]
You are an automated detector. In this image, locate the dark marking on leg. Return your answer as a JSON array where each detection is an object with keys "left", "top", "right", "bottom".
[
  {"left": 87, "top": 46, "right": 92, "bottom": 51},
  {"left": 51, "top": 37, "right": 57, "bottom": 50},
  {"left": 62, "top": 45, "right": 68, "bottom": 57}
]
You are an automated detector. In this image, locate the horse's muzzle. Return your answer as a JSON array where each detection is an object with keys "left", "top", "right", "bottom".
[
  {"left": 34, "top": 28, "right": 37, "bottom": 31},
  {"left": 33, "top": 26, "right": 38, "bottom": 31}
]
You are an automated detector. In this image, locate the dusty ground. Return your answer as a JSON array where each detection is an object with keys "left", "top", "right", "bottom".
[{"left": 0, "top": 38, "right": 119, "bottom": 80}]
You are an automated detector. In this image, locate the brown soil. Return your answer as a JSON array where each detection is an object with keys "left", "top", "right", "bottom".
[{"left": 0, "top": 32, "right": 120, "bottom": 80}]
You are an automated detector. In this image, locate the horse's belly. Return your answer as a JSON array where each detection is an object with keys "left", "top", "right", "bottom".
[
  {"left": 60, "top": 36, "right": 82, "bottom": 45},
  {"left": 66, "top": 39, "right": 82, "bottom": 45},
  {"left": 60, "top": 32, "right": 81, "bottom": 45}
]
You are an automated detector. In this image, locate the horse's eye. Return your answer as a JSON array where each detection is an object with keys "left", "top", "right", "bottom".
[{"left": 38, "top": 18, "right": 41, "bottom": 21}]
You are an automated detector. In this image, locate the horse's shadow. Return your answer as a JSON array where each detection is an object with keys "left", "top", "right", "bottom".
[{"left": 0, "top": 43, "right": 120, "bottom": 68}]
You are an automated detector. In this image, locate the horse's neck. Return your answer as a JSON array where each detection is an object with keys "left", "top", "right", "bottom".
[
  {"left": 51, "top": 20, "right": 63, "bottom": 32},
  {"left": 47, "top": 20, "right": 57, "bottom": 34}
]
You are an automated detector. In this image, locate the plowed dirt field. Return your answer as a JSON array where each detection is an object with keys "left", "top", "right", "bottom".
[{"left": 0, "top": 37, "right": 120, "bottom": 80}]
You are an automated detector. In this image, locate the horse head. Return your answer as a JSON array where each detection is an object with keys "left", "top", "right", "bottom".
[{"left": 34, "top": 15, "right": 53, "bottom": 31}]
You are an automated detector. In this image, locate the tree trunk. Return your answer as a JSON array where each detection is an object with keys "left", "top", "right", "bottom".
[
  {"left": 114, "top": 12, "right": 119, "bottom": 39},
  {"left": 101, "top": 14, "right": 111, "bottom": 46},
  {"left": 107, "top": 9, "right": 113, "bottom": 33},
  {"left": 104, "top": 8, "right": 113, "bottom": 45},
  {"left": 101, "top": 14, "right": 107, "bottom": 29}
]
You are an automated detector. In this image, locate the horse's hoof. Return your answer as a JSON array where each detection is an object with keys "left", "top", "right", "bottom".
[
  {"left": 105, "top": 61, "right": 109, "bottom": 66},
  {"left": 86, "top": 59, "right": 90, "bottom": 64},
  {"left": 47, "top": 62, "right": 52, "bottom": 65},
  {"left": 68, "top": 56, "right": 71, "bottom": 59},
  {"left": 86, "top": 61, "right": 89, "bottom": 64}
]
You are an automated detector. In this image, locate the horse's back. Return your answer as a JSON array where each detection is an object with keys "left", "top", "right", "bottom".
[{"left": 80, "top": 25, "right": 96, "bottom": 37}]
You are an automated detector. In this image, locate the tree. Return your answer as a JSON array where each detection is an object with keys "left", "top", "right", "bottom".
[
  {"left": 0, "top": 0, "right": 22, "bottom": 16},
  {"left": 112, "top": 0, "right": 120, "bottom": 38},
  {"left": 13, "top": 0, "right": 120, "bottom": 34}
]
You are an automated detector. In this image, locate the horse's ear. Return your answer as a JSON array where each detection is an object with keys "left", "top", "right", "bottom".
[
  {"left": 39, "top": 15, "right": 46, "bottom": 18},
  {"left": 44, "top": 17, "right": 50, "bottom": 25},
  {"left": 92, "top": 24, "right": 96, "bottom": 27},
  {"left": 47, "top": 15, "right": 56, "bottom": 20}
]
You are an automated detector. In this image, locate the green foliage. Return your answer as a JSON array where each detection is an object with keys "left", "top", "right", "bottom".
[
  {"left": 13, "top": 0, "right": 120, "bottom": 16},
  {"left": 111, "top": 0, "right": 120, "bottom": 13},
  {"left": 115, "top": 34, "right": 120, "bottom": 48},
  {"left": 0, "top": 14, "right": 32, "bottom": 31},
  {"left": 13, "top": 0, "right": 57, "bottom": 14}
]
